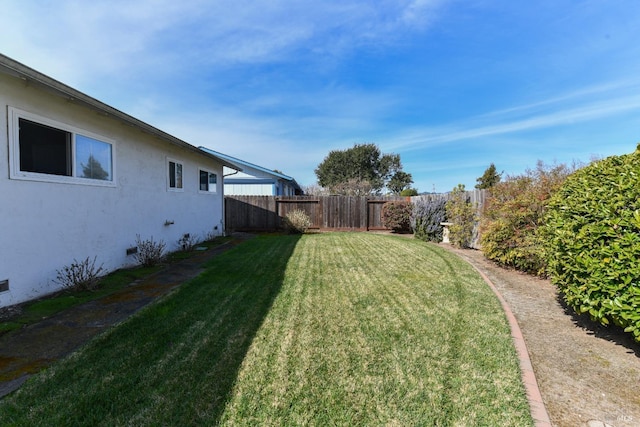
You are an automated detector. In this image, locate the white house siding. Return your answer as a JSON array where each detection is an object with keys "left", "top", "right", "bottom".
[{"left": 0, "top": 73, "right": 224, "bottom": 308}]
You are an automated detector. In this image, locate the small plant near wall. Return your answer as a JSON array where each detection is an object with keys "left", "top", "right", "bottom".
[
  {"left": 282, "top": 209, "right": 312, "bottom": 234},
  {"left": 134, "top": 235, "right": 166, "bottom": 266},
  {"left": 54, "top": 256, "right": 104, "bottom": 291},
  {"left": 178, "top": 233, "right": 199, "bottom": 251}
]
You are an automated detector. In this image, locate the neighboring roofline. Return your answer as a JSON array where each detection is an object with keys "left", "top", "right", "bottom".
[
  {"left": 224, "top": 178, "right": 277, "bottom": 185},
  {"left": 0, "top": 54, "right": 239, "bottom": 170},
  {"left": 199, "top": 147, "right": 297, "bottom": 182}
]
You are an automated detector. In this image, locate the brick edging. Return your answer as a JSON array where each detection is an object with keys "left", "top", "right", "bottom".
[{"left": 462, "top": 259, "right": 553, "bottom": 427}]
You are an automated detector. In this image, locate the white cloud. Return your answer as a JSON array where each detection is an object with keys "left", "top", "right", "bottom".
[
  {"left": 382, "top": 84, "right": 640, "bottom": 152},
  {"left": 0, "top": 0, "right": 447, "bottom": 82}
]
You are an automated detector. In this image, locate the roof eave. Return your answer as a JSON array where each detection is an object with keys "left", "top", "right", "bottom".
[{"left": 0, "top": 54, "right": 237, "bottom": 169}]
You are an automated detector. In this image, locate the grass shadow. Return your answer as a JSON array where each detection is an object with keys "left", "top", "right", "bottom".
[
  {"left": 187, "top": 233, "right": 302, "bottom": 423},
  {"left": 0, "top": 234, "right": 301, "bottom": 425}
]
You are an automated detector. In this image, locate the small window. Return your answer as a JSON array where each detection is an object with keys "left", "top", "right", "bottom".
[
  {"left": 168, "top": 160, "right": 183, "bottom": 190},
  {"left": 199, "top": 170, "right": 217, "bottom": 192}
]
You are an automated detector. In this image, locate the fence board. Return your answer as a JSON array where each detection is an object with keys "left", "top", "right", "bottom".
[
  {"left": 225, "top": 192, "right": 485, "bottom": 241},
  {"left": 366, "top": 200, "right": 388, "bottom": 230},
  {"left": 225, "top": 195, "right": 406, "bottom": 232}
]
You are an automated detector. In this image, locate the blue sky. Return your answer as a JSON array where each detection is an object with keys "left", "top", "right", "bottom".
[{"left": 2, "top": 1, "right": 640, "bottom": 193}]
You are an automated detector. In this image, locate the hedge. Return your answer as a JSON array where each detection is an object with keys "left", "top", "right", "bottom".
[{"left": 544, "top": 146, "right": 640, "bottom": 342}]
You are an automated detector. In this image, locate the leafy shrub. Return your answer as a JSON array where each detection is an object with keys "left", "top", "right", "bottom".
[
  {"left": 480, "top": 161, "right": 573, "bottom": 276},
  {"left": 400, "top": 188, "right": 419, "bottom": 196},
  {"left": 382, "top": 201, "right": 413, "bottom": 233},
  {"left": 445, "top": 184, "right": 476, "bottom": 248},
  {"left": 134, "top": 235, "right": 166, "bottom": 266},
  {"left": 411, "top": 197, "right": 446, "bottom": 242},
  {"left": 282, "top": 209, "right": 312, "bottom": 234},
  {"left": 544, "top": 148, "right": 640, "bottom": 342},
  {"left": 54, "top": 256, "right": 104, "bottom": 291},
  {"left": 178, "top": 233, "right": 199, "bottom": 251}
]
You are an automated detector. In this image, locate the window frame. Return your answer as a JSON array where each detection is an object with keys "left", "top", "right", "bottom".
[
  {"left": 198, "top": 168, "right": 218, "bottom": 194},
  {"left": 167, "top": 158, "right": 184, "bottom": 192},
  {"left": 8, "top": 107, "right": 116, "bottom": 187}
]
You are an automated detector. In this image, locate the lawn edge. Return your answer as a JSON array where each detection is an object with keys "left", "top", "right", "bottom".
[{"left": 449, "top": 250, "right": 552, "bottom": 427}]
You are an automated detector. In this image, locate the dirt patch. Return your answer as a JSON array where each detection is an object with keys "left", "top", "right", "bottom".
[{"left": 444, "top": 245, "right": 640, "bottom": 427}]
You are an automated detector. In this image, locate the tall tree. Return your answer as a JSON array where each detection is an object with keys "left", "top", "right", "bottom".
[
  {"left": 475, "top": 163, "right": 502, "bottom": 189},
  {"left": 315, "top": 143, "right": 403, "bottom": 195},
  {"left": 387, "top": 171, "right": 413, "bottom": 195},
  {"left": 81, "top": 155, "right": 110, "bottom": 180}
]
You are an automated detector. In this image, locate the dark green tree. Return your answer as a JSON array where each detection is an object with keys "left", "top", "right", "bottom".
[
  {"left": 387, "top": 171, "right": 414, "bottom": 195},
  {"left": 315, "top": 143, "right": 403, "bottom": 195},
  {"left": 81, "top": 155, "right": 110, "bottom": 180},
  {"left": 400, "top": 188, "right": 419, "bottom": 196},
  {"left": 475, "top": 163, "right": 502, "bottom": 189}
]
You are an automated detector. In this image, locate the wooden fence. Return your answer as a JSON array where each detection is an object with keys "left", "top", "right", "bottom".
[
  {"left": 225, "top": 195, "right": 407, "bottom": 232},
  {"left": 224, "top": 191, "right": 487, "bottom": 243}
]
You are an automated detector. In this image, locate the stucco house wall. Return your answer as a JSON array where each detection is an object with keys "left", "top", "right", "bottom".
[{"left": 0, "top": 58, "right": 229, "bottom": 308}]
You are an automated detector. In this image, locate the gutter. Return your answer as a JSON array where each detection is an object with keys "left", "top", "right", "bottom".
[{"left": 0, "top": 54, "right": 237, "bottom": 170}]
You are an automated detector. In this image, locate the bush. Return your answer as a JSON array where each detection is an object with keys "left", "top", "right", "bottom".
[
  {"left": 382, "top": 201, "right": 413, "bottom": 233},
  {"left": 178, "top": 233, "right": 199, "bottom": 251},
  {"left": 54, "top": 256, "right": 104, "bottom": 291},
  {"left": 479, "top": 161, "right": 573, "bottom": 276},
  {"left": 411, "top": 197, "right": 446, "bottom": 242},
  {"left": 544, "top": 147, "right": 640, "bottom": 342},
  {"left": 400, "top": 188, "right": 419, "bottom": 197},
  {"left": 445, "top": 184, "right": 476, "bottom": 248},
  {"left": 134, "top": 235, "right": 166, "bottom": 266},
  {"left": 282, "top": 209, "right": 312, "bottom": 234}
]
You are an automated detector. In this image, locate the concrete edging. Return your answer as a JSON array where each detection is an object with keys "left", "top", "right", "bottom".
[{"left": 461, "top": 258, "right": 553, "bottom": 427}]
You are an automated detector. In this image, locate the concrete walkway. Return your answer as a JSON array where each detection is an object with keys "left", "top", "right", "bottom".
[
  {"left": 444, "top": 244, "right": 640, "bottom": 427},
  {"left": 0, "top": 234, "right": 251, "bottom": 398}
]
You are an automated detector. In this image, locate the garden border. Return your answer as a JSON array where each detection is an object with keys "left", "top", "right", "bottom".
[{"left": 456, "top": 255, "right": 552, "bottom": 427}]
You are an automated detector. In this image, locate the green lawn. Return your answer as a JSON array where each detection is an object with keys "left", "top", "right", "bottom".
[
  {"left": 0, "top": 233, "right": 531, "bottom": 426},
  {"left": 0, "top": 237, "right": 230, "bottom": 336}
]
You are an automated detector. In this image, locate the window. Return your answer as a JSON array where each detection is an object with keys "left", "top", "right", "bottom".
[
  {"left": 168, "top": 160, "right": 183, "bottom": 190},
  {"left": 9, "top": 107, "right": 115, "bottom": 186},
  {"left": 19, "top": 118, "right": 71, "bottom": 176},
  {"left": 199, "top": 169, "right": 217, "bottom": 193},
  {"left": 76, "top": 134, "right": 112, "bottom": 180}
]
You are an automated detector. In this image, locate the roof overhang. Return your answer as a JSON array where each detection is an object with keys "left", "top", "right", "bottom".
[{"left": 0, "top": 54, "right": 239, "bottom": 170}]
